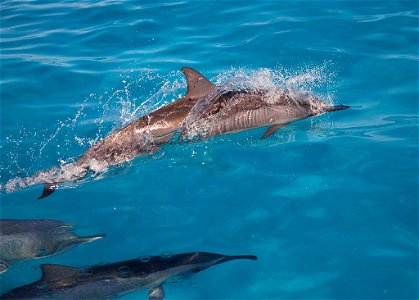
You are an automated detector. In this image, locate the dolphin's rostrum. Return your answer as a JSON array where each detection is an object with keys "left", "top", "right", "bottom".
[
  {"left": 1, "top": 251, "right": 257, "bottom": 299},
  {"left": 0, "top": 219, "right": 105, "bottom": 274}
]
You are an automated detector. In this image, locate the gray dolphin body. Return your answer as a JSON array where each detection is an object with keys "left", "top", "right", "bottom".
[
  {"left": 10, "top": 67, "right": 347, "bottom": 198},
  {"left": 0, "top": 219, "right": 105, "bottom": 274},
  {"left": 2, "top": 252, "right": 257, "bottom": 299},
  {"left": 180, "top": 88, "right": 349, "bottom": 140}
]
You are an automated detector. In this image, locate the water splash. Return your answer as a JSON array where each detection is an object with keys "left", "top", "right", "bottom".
[
  {"left": 1, "top": 70, "right": 184, "bottom": 193},
  {"left": 179, "top": 63, "right": 338, "bottom": 141}
]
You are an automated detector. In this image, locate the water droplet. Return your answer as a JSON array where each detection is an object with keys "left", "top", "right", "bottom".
[
  {"left": 190, "top": 282, "right": 200, "bottom": 290},
  {"left": 138, "top": 255, "right": 151, "bottom": 263},
  {"left": 160, "top": 251, "right": 173, "bottom": 259},
  {"left": 117, "top": 266, "right": 132, "bottom": 278},
  {"left": 49, "top": 225, "right": 71, "bottom": 235},
  {"left": 168, "top": 275, "right": 181, "bottom": 285},
  {"left": 38, "top": 248, "right": 48, "bottom": 256},
  {"left": 76, "top": 268, "right": 93, "bottom": 282}
]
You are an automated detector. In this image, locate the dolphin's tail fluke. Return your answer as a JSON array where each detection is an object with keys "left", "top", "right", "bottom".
[
  {"left": 325, "top": 105, "right": 350, "bottom": 112},
  {"left": 38, "top": 182, "right": 60, "bottom": 199}
]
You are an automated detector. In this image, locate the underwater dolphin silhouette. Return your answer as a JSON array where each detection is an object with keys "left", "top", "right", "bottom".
[
  {"left": 5, "top": 67, "right": 348, "bottom": 198},
  {"left": 0, "top": 219, "right": 105, "bottom": 274},
  {"left": 1, "top": 251, "right": 257, "bottom": 299}
]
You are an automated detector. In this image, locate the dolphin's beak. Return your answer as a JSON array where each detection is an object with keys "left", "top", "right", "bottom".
[
  {"left": 75, "top": 234, "right": 106, "bottom": 243},
  {"left": 217, "top": 254, "right": 258, "bottom": 264},
  {"left": 327, "top": 105, "right": 350, "bottom": 112}
]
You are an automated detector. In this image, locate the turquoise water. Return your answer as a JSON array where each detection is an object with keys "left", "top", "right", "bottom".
[{"left": 1, "top": 0, "right": 418, "bottom": 299}]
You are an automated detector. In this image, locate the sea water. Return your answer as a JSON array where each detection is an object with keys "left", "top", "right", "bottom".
[{"left": 0, "top": 1, "right": 418, "bottom": 299}]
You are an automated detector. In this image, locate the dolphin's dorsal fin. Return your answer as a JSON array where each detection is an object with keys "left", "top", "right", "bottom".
[
  {"left": 41, "top": 264, "right": 79, "bottom": 282},
  {"left": 262, "top": 123, "right": 288, "bottom": 139},
  {"left": 181, "top": 67, "right": 215, "bottom": 100},
  {"left": 149, "top": 285, "right": 165, "bottom": 300}
]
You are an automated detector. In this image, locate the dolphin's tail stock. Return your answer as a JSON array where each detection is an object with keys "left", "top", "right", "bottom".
[{"left": 38, "top": 182, "right": 61, "bottom": 199}]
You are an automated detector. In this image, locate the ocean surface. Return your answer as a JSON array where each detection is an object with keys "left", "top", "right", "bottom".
[{"left": 0, "top": 0, "right": 418, "bottom": 299}]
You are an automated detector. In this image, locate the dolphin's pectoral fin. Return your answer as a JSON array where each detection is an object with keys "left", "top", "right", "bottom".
[
  {"left": 38, "top": 182, "right": 60, "bottom": 199},
  {"left": 262, "top": 123, "right": 288, "bottom": 139},
  {"left": 181, "top": 67, "right": 215, "bottom": 100},
  {"left": 0, "top": 260, "right": 11, "bottom": 274},
  {"left": 149, "top": 285, "right": 165, "bottom": 300}
]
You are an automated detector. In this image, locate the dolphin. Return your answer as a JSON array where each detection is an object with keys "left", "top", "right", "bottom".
[
  {"left": 0, "top": 219, "right": 105, "bottom": 274},
  {"left": 1, "top": 251, "right": 257, "bottom": 299},
  {"left": 4, "top": 67, "right": 348, "bottom": 198}
]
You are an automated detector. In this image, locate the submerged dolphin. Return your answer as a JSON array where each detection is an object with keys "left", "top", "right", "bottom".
[
  {"left": 2, "top": 251, "right": 257, "bottom": 299},
  {"left": 0, "top": 219, "right": 105, "bottom": 274},
  {"left": 5, "top": 67, "right": 348, "bottom": 198}
]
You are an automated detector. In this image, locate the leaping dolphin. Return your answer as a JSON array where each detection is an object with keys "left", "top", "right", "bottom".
[
  {"left": 1, "top": 251, "right": 257, "bottom": 299},
  {"left": 4, "top": 67, "right": 348, "bottom": 198},
  {"left": 0, "top": 219, "right": 105, "bottom": 274}
]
